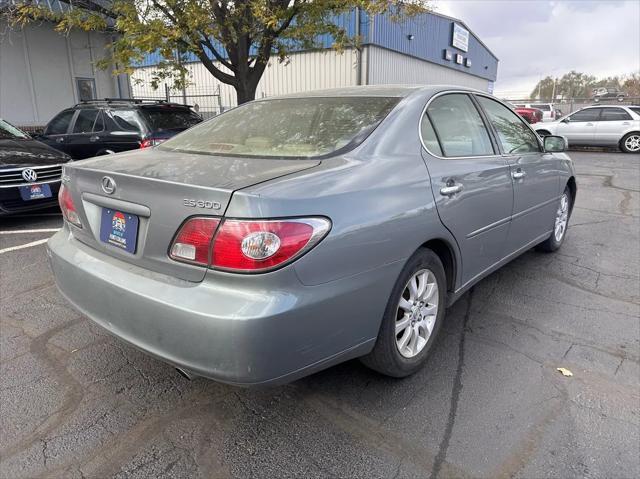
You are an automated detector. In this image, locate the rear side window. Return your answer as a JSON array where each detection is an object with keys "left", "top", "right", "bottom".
[
  {"left": 93, "top": 111, "right": 105, "bottom": 132},
  {"left": 141, "top": 108, "right": 202, "bottom": 132},
  {"left": 629, "top": 107, "right": 640, "bottom": 118},
  {"left": 420, "top": 114, "right": 443, "bottom": 156},
  {"left": 600, "top": 108, "right": 632, "bottom": 121},
  {"left": 569, "top": 109, "right": 601, "bottom": 122},
  {"left": 72, "top": 109, "right": 99, "bottom": 133},
  {"left": 477, "top": 97, "right": 540, "bottom": 154},
  {"left": 426, "top": 94, "right": 494, "bottom": 157},
  {"left": 106, "top": 110, "right": 144, "bottom": 133},
  {"left": 46, "top": 110, "right": 74, "bottom": 135}
]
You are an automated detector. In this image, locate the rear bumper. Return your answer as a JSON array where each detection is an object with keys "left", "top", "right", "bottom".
[{"left": 47, "top": 227, "right": 402, "bottom": 386}]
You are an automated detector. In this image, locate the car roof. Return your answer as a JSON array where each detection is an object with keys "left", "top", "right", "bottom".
[
  {"left": 73, "top": 100, "right": 192, "bottom": 110},
  {"left": 259, "top": 84, "right": 484, "bottom": 100},
  {"left": 582, "top": 104, "right": 635, "bottom": 108}
]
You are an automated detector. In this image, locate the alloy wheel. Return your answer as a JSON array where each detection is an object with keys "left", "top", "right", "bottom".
[
  {"left": 624, "top": 135, "right": 640, "bottom": 153},
  {"left": 395, "top": 269, "right": 439, "bottom": 358},
  {"left": 554, "top": 193, "right": 570, "bottom": 242}
]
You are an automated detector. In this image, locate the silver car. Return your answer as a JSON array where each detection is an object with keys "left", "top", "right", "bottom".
[
  {"left": 48, "top": 86, "right": 576, "bottom": 386},
  {"left": 535, "top": 105, "right": 640, "bottom": 153}
]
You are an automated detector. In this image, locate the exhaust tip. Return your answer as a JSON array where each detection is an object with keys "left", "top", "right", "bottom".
[{"left": 175, "top": 367, "right": 196, "bottom": 380}]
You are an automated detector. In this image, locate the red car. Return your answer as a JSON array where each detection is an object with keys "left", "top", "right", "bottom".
[{"left": 513, "top": 106, "right": 543, "bottom": 124}]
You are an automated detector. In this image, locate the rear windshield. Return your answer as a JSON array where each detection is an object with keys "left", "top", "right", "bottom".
[
  {"left": 531, "top": 104, "right": 551, "bottom": 111},
  {"left": 141, "top": 107, "right": 202, "bottom": 132},
  {"left": 158, "top": 97, "right": 400, "bottom": 158},
  {"left": 0, "top": 119, "right": 29, "bottom": 139}
]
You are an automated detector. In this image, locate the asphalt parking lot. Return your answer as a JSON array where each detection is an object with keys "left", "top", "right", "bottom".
[{"left": 1, "top": 151, "right": 638, "bottom": 479}]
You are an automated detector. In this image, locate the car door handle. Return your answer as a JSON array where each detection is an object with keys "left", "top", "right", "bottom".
[
  {"left": 512, "top": 170, "right": 526, "bottom": 180},
  {"left": 622, "top": 122, "right": 631, "bottom": 126},
  {"left": 585, "top": 123, "right": 594, "bottom": 126},
  {"left": 56, "top": 137, "right": 64, "bottom": 143},
  {"left": 440, "top": 184, "right": 463, "bottom": 196},
  {"left": 89, "top": 135, "right": 100, "bottom": 142}
]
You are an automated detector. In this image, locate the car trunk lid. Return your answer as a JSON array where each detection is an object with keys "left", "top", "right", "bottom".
[{"left": 65, "top": 148, "right": 320, "bottom": 282}]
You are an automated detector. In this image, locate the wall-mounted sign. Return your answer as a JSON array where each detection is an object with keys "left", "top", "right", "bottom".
[
  {"left": 443, "top": 49, "right": 453, "bottom": 61},
  {"left": 465, "top": 58, "right": 472, "bottom": 68},
  {"left": 452, "top": 23, "right": 469, "bottom": 52},
  {"left": 455, "top": 54, "right": 464, "bottom": 65}
]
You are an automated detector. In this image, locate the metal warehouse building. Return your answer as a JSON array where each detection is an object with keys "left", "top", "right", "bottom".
[
  {"left": 133, "top": 9, "right": 498, "bottom": 115},
  {"left": 0, "top": 0, "right": 130, "bottom": 128}
]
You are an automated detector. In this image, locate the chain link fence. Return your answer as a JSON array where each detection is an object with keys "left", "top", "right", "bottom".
[{"left": 504, "top": 97, "right": 640, "bottom": 117}]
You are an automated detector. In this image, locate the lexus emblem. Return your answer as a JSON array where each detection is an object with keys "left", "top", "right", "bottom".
[
  {"left": 22, "top": 168, "right": 38, "bottom": 183},
  {"left": 101, "top": 176, "right": 116, "bottom": 195}
]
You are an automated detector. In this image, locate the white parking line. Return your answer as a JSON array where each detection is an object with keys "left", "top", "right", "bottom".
[
  {"left": 0, "top": 228, "right": 60, "bottom": 235},
  {"left": 0, "top": 239, "right": 49, "bottom": 254}
]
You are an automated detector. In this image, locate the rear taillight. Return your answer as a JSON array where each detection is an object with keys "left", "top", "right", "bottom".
[
  {"left": 169, "top": 217, "right": 221, "bottom": 265},
  {"left": 140, "top": 138, "right": 167, "bottom": 149},
  {"left": 168, "top": 217, "right": 331, "bottom": 272},
  {"left": 58, "top": 184, "right": 82, "bottom": 228}
]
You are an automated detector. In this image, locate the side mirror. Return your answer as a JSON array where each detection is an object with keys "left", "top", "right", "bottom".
[
  {"left": 544, "top": 135, "right": 566, "bottom": 153},
  {"left": 561, "top": 118, "right": 570, "bottom": 123}
]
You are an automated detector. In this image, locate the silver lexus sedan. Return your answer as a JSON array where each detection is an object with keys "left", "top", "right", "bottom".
[{"left": 48, "top": 86, "right": 576, "bottom": 386}]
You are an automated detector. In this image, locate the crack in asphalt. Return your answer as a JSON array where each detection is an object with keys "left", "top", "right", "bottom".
[
  {"left": 0, "top": 318, "right": 85, "bottom": 464},
  {"left": 429, "top": 288, "right": 474, "bottom": 479}
]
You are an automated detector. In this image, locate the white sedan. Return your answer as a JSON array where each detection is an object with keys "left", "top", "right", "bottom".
[{"left": 534, "top": 105, "right": 640, "bottom": 153}]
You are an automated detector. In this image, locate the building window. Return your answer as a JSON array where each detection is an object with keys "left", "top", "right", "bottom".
[{"left": 76, "top": 78, "right": 97, "bottom": 102}]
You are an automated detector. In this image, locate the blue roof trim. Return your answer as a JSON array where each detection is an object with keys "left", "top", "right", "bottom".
[
  {"left": 371, "top": 12, "right": 498, "bottom": 81},
  {"left": 133, "top": 9, "right": 498, "bottom": 82}
]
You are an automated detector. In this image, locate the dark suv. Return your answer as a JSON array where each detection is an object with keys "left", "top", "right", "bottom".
[
  {"left": 592, "top": 87, "right": 627, "bottom": 103},
  {"left": 39, "top": 99, "right": 202, "bottom": 159}
]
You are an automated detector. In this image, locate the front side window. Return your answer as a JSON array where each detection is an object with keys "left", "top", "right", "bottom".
[
  {"left": 0, "top": 119, "right": 29, "bottom": 139},
  {"left": 569, "top": 109, "right": 601, "bottom": 122},
  {"left": 46, "top": 110, "right": 75, "bottom": 135},
  {"left": 159, "top": 97, "right": 400, "bottom": 158},
  {"left": 72, "top": 109, "right": 99, "bottom": 133},
  {"left": 426, "top": 94, "right": 494, "bottom": 157},
  {"left": 600, "top": 108, "right": 632, "bottom": 121},
  {"left": 477, "top": 96, "right": 540, "bottom": 154}
]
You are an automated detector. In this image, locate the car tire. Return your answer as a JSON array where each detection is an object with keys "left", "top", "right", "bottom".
[
  {"left": 537, "top": 187, "right": 572, "bottom": 252},
  {"left": 620, "top": 133, "right": 640, "bottom": 154},
  {"left": 360, "top": 248, "right": 447, "bottom": 378}
]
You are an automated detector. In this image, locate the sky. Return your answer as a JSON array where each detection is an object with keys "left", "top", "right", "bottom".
[{"left": 435, "top": 0, "right": 640, "bottom": 98}]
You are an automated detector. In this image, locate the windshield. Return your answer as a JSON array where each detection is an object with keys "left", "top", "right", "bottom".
[
  {"left": 158, "top": 96, "right": 400, "bottom": 158},
  {"left": 0, "top": 119, "right": 29, "bottom": 140},
  {"left": 141, "top": 107, "right": 202, "bottom": 132}
]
